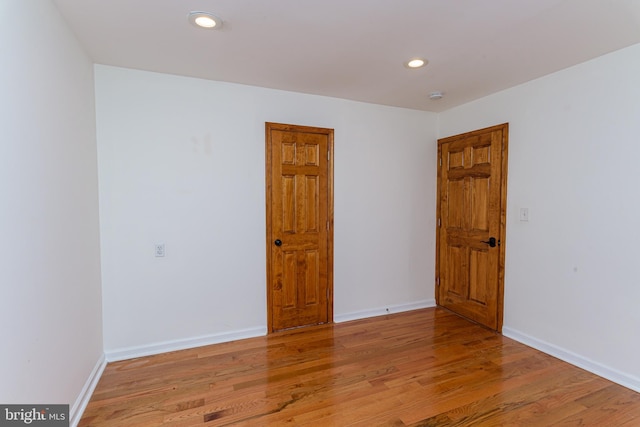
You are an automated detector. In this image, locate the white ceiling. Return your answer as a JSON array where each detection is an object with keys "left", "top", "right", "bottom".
[{"left": 53, "top": 0, "right": 640, "bottom": 112}]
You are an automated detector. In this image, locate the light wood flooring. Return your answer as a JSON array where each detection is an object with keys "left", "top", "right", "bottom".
[{"left": 79, "top": 308, "right": 640, "bottom": 426}]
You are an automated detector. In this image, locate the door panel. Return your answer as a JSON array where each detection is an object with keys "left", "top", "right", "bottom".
[
  {"left": 266, "top": 123, "right": 334, "bottom": 332},
  {"left": 436, "top": 124, "right": 508, "bottom": 331}
]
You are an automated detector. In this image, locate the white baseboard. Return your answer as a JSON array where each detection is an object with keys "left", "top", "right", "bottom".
[
  {"left": 105, "top": 326, "right": 268, "bottom": 362},
  {"left": 334, "top": 299, "right": 436, "bottom": 323},
  {"left": 105, "top": 302, "right": 438, "bottom": 361},
  {"left": 502, "top": 326, "right": 640, "bottom": 393},
  {"left": 70, "top": 353, "right": 107, "bottom": 427}
]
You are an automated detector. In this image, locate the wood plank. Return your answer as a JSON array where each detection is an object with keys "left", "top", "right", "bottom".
[{"left": 79, "top": 308, "right": 640, "bottom": 426}]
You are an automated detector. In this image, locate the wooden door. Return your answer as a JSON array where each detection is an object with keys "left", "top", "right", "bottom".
[
  {"left": 436, "top": 123, "right": 508, "bottom": 331},
  {"left": 266, "top": 123, "right": 334, "bottom": 332}
]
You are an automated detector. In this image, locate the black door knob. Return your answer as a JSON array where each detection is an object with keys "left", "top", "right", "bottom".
[
  {"left": 274, "top": 239, "right": 282, "bottom": 246},
  {"left": 481, "top": 237, "right": 497, "bottom": 247}
]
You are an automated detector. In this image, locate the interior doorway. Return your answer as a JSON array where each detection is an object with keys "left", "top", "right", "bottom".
[
  {"left": 435, "top": 123, "right": 509, "bottom": 331},
  {"left": 265, "top": 122, "right": 334, "bottom": 332}
]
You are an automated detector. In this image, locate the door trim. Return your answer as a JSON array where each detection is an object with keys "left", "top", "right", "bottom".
[
  {"left": 435, "top": 123, "right": 509, "bottom": 331},
  {"left": 265, "top": 122, "right": 334, "bottom": 333}
]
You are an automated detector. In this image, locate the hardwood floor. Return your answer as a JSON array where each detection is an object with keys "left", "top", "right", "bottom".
[{"left": 80, "top": 308, "right": 640, "bottom": 426}]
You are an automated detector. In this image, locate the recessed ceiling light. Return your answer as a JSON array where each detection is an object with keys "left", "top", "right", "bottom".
[
  {"left": 188, "top": 11, "right": 223, "bottom": 29},
  {"left": 404, "top": 58, "right": 427, "bottom": 69}
]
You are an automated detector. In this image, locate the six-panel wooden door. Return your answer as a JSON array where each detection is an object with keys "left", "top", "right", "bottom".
[
  {"left": 436, "top": 124, "right": 508, "bottom": 331},
  {"left": 266, "top": 123, "right": 334, "bottom": 332}
]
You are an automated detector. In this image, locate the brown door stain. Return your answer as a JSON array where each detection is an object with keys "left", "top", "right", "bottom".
[
  {"left": 436, "top": 123, "right": 509, "bottom": 331},
  {"left": 266, "top": 122, "right": 334, "bottom": 332}
]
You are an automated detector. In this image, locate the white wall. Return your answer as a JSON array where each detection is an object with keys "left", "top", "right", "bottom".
[
  {"left": 0, "top": 0, "right": 104, "bottom": 419},
  {"left": 439, "top": 43, "right": 640, "bottom": 390},
  {"left": 95, "top": 65, "right": 438, "bottom": 357}
]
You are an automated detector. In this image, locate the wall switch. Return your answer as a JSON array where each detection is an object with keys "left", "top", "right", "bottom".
[
  {"left": 155, "top": 243, "right": 165, "bottom": 257},
  {"left": 519, "top": 208, "right": 529, "bottom": 222}
]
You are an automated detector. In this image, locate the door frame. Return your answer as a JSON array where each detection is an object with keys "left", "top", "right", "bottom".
[
  {"left": 265, "top": 122, "right": 335, "bottom": 333},
  {"left": 435, "top": 123, "right": 509, "bottom": 331}
]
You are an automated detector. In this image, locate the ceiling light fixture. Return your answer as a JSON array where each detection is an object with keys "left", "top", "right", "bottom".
[
  {"left": 429, "top": 91, "right": 444, "bottom": 100},
  {"left": 404, "top": 58, "right": 427, "bottom": 69},
  {"left": 188, "top": 11, "right": 223, "bottom": 29}
]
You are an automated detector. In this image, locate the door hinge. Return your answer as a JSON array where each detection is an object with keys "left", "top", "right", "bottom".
[
  {"left": 327, "top": 150, "right": 330, "bottom": 161},
  {"left": 439, "top": 157, "right": 442, "bottom": 167},
  {"left": 326, "top": 220, "right": 330, "bottom": 231},
  {"left": 436, "top": 277, "right": 440, "bottom": 286},
  {"left": 438, "top": 218, "right": 441, "bottom": 227}
]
